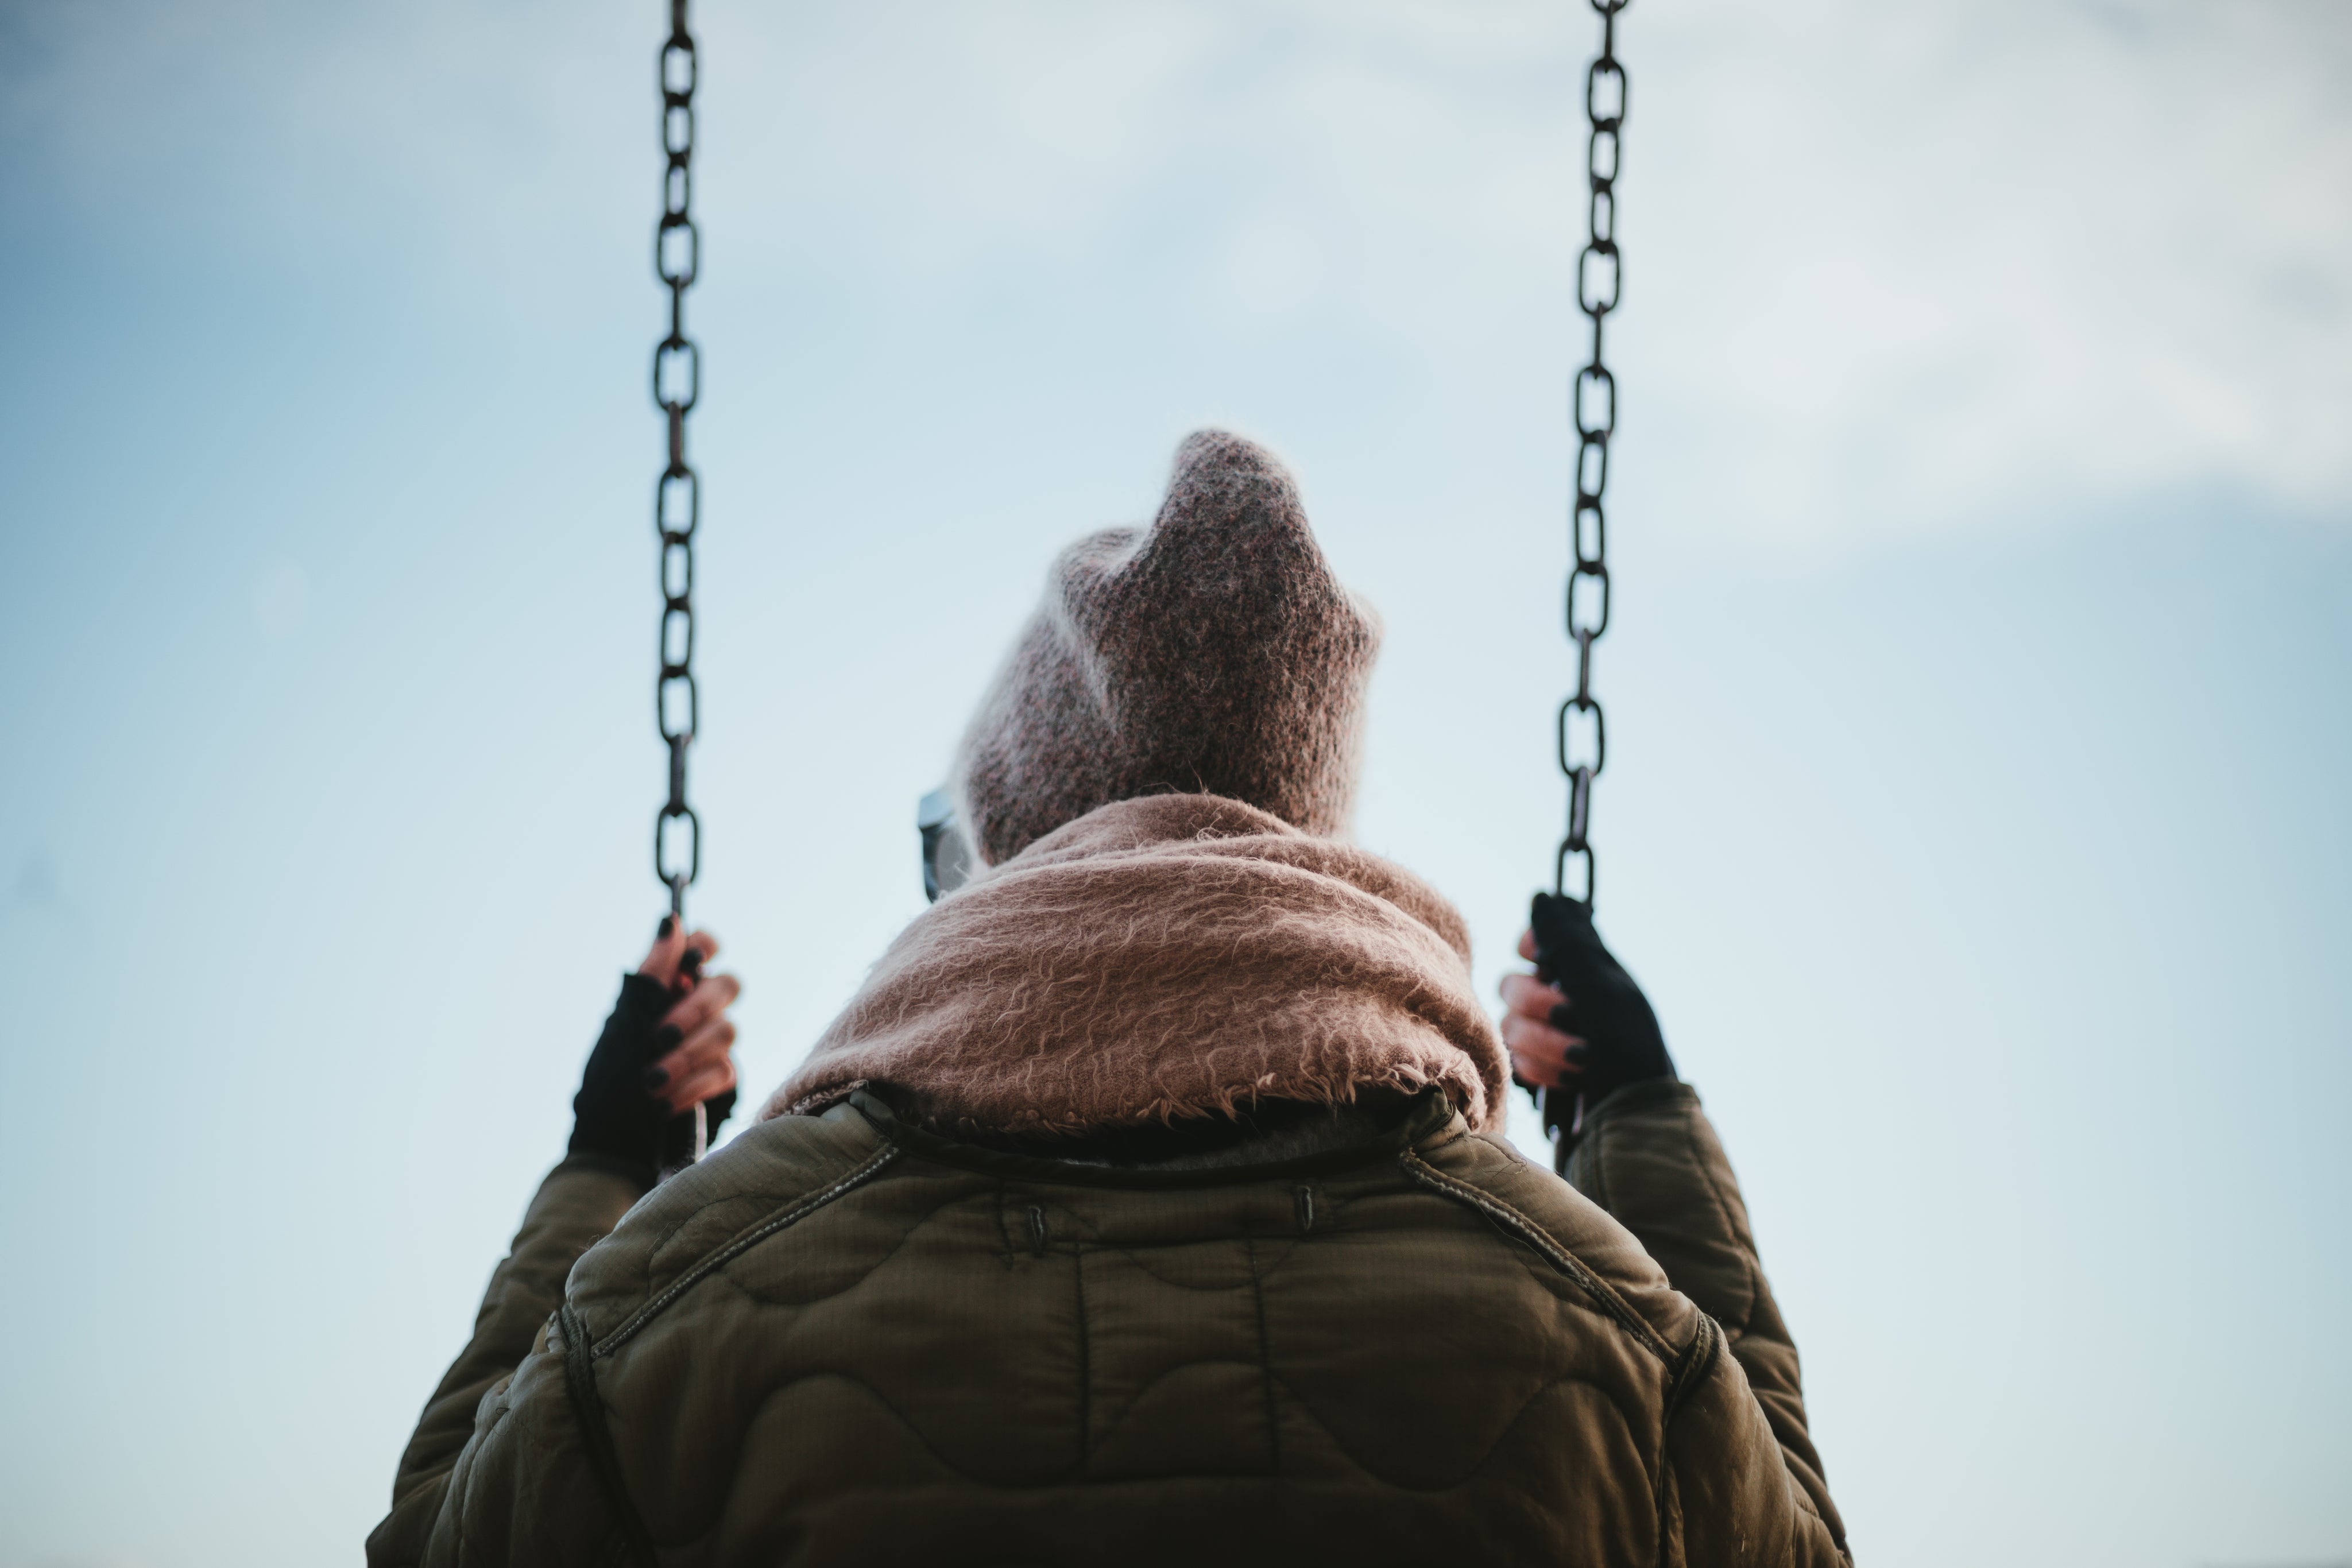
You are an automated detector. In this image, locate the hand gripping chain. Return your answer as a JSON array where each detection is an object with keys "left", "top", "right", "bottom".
[{"left": 1537, "top": 0, "right": 1630, "bottom": 1165}]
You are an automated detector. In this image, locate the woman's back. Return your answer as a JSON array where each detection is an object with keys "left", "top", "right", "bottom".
[{"left": 374, "top": 1090, "right": 1842, "bottom": 1567}]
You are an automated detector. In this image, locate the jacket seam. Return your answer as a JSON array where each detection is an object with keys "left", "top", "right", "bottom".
[
  {"left": 1247, "top": 1234, "right": 1281, "bottom": 1474},
  {"left": 1654, "top": 1314, "right": 1723, "bottom": 1568},
  {"left": 558, "top": 1302, "right": 660, "bottom": 1568},
  {"left": 1396, "top": 1149, "right": 1674, "bottom": 1362},
  {"left": 591, "top": 1144, "right": 900, "bottom": 1356},
  {"left": 995, "top": 1183, "right": 1016, "bottom": 1265},
  {"left": 1659, "top": 1313, "right": 1719, "bottom": 1431}
]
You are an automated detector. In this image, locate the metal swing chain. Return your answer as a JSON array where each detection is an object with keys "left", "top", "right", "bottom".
[
  {"left": 653, "top": 0, "right": 707, "bottom": 1161},
  {"left": 653, "top": 0, "right": 701, "bottom": 923},
  {"left": 1557, "top": 0, "right": 1626, "bottom": 909}
]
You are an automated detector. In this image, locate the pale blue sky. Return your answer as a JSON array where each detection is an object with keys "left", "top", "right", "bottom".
[{"left": 2, "top": 2, "right": 2348, "bottom": 1565}]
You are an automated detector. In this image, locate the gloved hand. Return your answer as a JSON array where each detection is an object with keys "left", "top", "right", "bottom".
[
  {"left": 1500, "top": 893, "right": 1674, "bottom": 1117},
  {"left": 567, "top": 917, "right": 742, "bottom": 1190}
]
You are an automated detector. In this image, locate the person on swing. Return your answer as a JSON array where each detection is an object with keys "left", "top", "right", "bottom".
[{"left": 369, "top": 431, "right": 1850, "bottom": 1567}]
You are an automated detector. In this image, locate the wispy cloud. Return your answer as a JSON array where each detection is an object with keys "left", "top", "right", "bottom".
[{"left": 7, "top": 0, "right": 2344, "bottom": 543}]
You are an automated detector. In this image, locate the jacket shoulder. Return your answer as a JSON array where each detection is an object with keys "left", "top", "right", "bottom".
[
  {"left": 1409, "top": 1122, "right": 1706, "bottom": 1363},
  {"left": 562, "top": 1104, "right": 896, "bottom": 1348}
]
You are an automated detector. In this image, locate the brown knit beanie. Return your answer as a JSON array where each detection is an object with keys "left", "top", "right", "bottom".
[{"left": 954, "top": 429, "right": 1382, "bottom": 866}]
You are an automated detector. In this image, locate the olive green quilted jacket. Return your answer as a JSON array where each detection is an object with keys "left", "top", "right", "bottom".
[{"left": 369, "top": 1082, "right": 1848, "bottom": 1566}]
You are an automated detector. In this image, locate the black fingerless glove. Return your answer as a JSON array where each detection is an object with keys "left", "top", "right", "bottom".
[
  {"left": 1529, "top": 892, "right": 1676, "bottom": 1131},
  {"left": 567, "top": 972, "right": 737, "bottom": 1191}
]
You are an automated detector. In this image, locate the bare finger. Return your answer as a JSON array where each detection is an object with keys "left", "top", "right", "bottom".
[
  {"left": 667, "top": 1013, "right": 737, "bottom": 1079},
  {"left": 637, "top": 915, "right": 689, "bottom": 983},
  {"left": 1513, "top": 1052, "right": 1587, "bottom": 1090},
  {"left": 1510, "top": 1051, "right": 1557, "bottom": 1090},
  {"left": 1500, "top": 1009, "right": 1584, "bottom": 1059},
  {"left": 664, "top": 1058, "right": 738, "bottom": 1115},
  {"left": 1508, "top": 1032, "right": 1568, "bottom": 1089},
  {"left": 1517, "top": 926, "right": 1538, "bottom": 963},
  {"left": 640, "top": 926, "right": 722, "bottom": 990},
  {"left": 659, "top": 970, "right": 741, "bottom": 1035},
  {"left": 1508, "top": 1037, "right": 1585, "bottom": 1090},
  {"left": 1499, "top": 973, "right": 1568, "bottom": 1022},
  {"left": 1502, "top": 1011, "right": 1587, "bottom": 1089},
  {"left": 646, "top": 1015, "right": 736, "bottom": 1108}
]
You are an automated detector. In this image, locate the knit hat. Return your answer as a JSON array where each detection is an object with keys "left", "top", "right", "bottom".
[{"left": 954, "top": 429, "right": 1382, "bottom": 867}]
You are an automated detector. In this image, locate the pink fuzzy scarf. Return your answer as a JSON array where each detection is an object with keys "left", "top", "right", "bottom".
[{"left": 764, "top": 793, "right": 1507, "bottom": 1136}]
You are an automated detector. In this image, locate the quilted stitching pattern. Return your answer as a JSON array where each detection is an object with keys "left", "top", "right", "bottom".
[
  {"left": 550, "top": 1102, "right": 1713, "bottom": 1565},
  {"left": 374, "top": 1092, "right": 1851, "bottom": 1568}
]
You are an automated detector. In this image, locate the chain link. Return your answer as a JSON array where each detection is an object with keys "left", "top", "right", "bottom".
[
  {"left": 1556, "top": 0, "right": 1627, "bottom": 909},
  {"left": 653, "top": 0, "right": 701, "bottom": 920}
]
